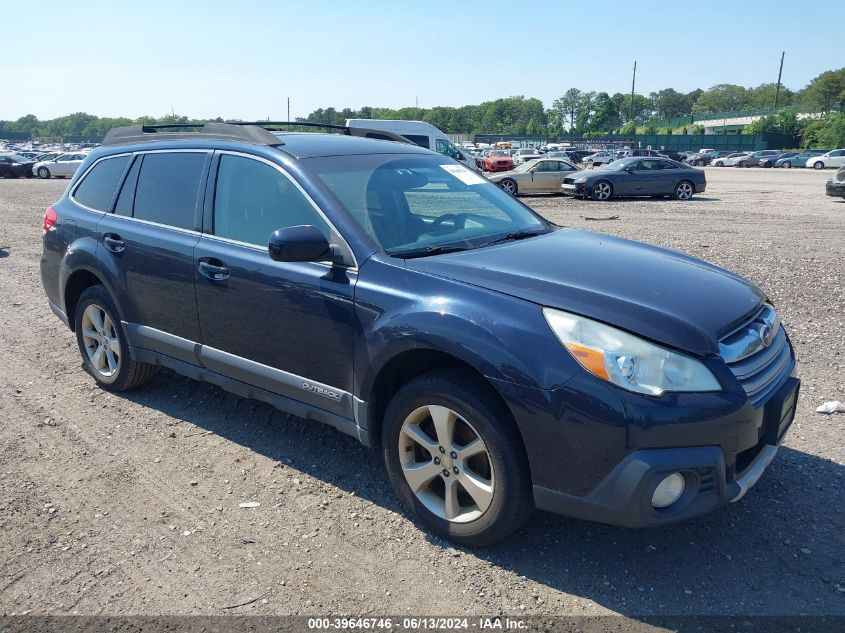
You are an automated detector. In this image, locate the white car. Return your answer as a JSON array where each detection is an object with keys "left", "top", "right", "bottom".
[
  {"left": 806, "top": 149, "right": 845, "bottom": 170},
  {"left": 583, "top": 151, "right": 616, "bottom": 167},
  {"left": 719, "top": 152, "right": 752, "bottom": 167},
  {"left": 33, "top": 152, "right": 89, "bottom": 179},
  {"left": 513, "top": 147, "right": 542, "bottom": 166}
]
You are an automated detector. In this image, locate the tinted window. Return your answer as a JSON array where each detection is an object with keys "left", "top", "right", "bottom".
[
  {"left": 114, "top": 155, "right": 141, "bottom": 216},
  {"left": 403, "top": 134, "right": 430, "bottom": 149},
  {"left": 73, "top": 155, "right": 130, "bottom": 211},
  {"left": 133, "top": 152, "right": 206, "bottom": 230},
  {"left": 213, "top": 154, "right": 330, "bottom": 247}
]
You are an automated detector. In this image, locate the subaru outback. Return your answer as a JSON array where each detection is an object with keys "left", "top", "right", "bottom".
[{"left": 40, "top": 122, "right": 799, "bottom": 546}]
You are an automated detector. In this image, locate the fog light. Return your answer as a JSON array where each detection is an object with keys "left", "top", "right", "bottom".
[{"left": 652, "top": 472, "right": 685, "bottom": 508}]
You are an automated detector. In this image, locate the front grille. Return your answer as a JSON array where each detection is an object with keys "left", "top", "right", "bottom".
[{"left": 720, "top": 304, "right": 793, "bottom": 406}]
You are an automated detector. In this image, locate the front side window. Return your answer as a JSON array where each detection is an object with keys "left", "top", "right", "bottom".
[
  {"left": 57, "top": 154, "right": 73, "bottom": 162},
  {"left": 435, "top": 138, "right": 461, "bottom": 159},
  {"left": 307, "top": 154, "right": 548, "bottom": 256},
  {"left": 213, "top": 154, "right": 330, "bottom": 247},
  {"left": 73, "top": 155, "right": 130, "bottom": 211},
  {"left": 133, "top": 152, "right": 206, "bottom": 230}
]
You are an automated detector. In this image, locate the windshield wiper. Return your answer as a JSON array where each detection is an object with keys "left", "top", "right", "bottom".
[
  {"left": 391, "top": 244, "right": 472, "bottom": 259},
  {"left": 477, "top": 228, "right": 548, "bottom": 249}
]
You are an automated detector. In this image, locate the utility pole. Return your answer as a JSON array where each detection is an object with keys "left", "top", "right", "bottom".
[
  {"left": 774, "top": 51, "right": 785, "bottom": 107},
  {"left": 287, "top": 98, "right": 290, "bottom": 121},
  {"left": 629, "top": 61, "right": 637, "bottom": 123}
]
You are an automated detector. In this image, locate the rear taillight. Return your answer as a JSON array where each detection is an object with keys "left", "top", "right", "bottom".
[{"left": 42, "top": 206, "right": 57, "bottom": 234}]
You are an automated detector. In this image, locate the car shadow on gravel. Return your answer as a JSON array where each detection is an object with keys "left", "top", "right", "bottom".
[{"left": 121, "top": 369, "right": 843, "bottom": 616}]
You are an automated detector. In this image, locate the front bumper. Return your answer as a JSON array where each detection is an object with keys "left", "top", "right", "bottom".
[
  {"left": 493, "top": 353, "right": 799, "bottom": 528},
  {"left": 826, "top": 180, "right": 845, "bottom": 198},
  {"left": 561, "top": 182, "right": 585, "bottom": 196}
]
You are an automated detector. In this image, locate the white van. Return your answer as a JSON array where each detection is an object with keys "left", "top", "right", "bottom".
[{"left": 345, "top": 119, "right": 480, "bottom": 171}]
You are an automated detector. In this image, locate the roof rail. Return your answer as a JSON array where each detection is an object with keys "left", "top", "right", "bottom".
[
  {"left": 231, "top": 121, "right": 414, "bottom": 145},
  {"left": 102, "top": 122, "right": 284, "bottom": 147}
]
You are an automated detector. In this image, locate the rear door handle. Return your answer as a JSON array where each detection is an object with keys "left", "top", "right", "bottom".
[
  {"left": 198, "top": 260, "right": 230, "bottom": 281},
  {"left": 103, "top": 234, "right": 125, "bottom": 253}
]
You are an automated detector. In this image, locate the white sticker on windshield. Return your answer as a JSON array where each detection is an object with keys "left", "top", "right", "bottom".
[{"left": 440, "top": 164, "right": 486, "bottom": 186}]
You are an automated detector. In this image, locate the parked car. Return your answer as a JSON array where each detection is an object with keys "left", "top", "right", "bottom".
[
  {"left": 759, "top": 151, "right": 798, "bottom": 168},
  {"left": 807, "top": 149, "right": 845, "bottom": 169},
  {"left": 40, "top": 122, "right": 798, "bottom": 546},
  {"left": 775, "top": 150, "right": 825, "bottom": 168},
  {"left": 0, "top": 154, "right": 35, "bottom": 178},
  {"left": 622, "top": 149, "right": 663, "bottom": 158},
  {"left": 513, "top": 147, "right": 542, "bottom": 166},
  {"left": 686, "top": 150, "right": 731, "bottom": 167},
  {"left": 483, "top": 150, "right": 514, "bottom": 172},
  {"left": 714, "top": 153, "right": 751, "bottom": 167},
  {"left": 33, "top": 152, "right": 89, "bottom": 178},
  {"left": 739, "top": 150, "right": 782, "bottom": 168},
  {"left": 487, "top": 158, "right": 580, "bottom": 195},
  {"left": 36, "top": 152, "right": 63, "bottom": 162},
  {"left": 562, "top": 157, "right": 706, "bottom": 200},
  {"left": 656, "top": 150, "right": 685, "bottom": 162},
  {"left": 583, "top": 151, "right": 616, "bottom": 167},
  {"left": 826, "top": 166, "right": 845, "bottom": 198}
]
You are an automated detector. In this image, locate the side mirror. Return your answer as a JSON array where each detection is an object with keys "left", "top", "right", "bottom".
[{"left": 268, "top": 225, "right": 332, "bottom": 263}]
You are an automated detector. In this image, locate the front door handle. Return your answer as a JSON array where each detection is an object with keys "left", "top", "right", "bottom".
[
  {"left": 103, "top": 234, "right": 125, "bottom": 253},
  {"left": 198, "top": 260, "right": 230, "bottom": 281}
]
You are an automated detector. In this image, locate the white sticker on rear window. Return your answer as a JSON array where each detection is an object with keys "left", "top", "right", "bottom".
[{"left": 440, "top": 164, "right": 485, "bottom": 186}]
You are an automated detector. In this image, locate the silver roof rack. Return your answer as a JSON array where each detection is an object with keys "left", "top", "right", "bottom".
[{"left": 102, "top": 122, "right": 284, "bottom": 147}]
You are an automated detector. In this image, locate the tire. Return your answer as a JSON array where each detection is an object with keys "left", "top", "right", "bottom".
[
  {"left": 498, "top": 178, "right": 518, "bottom": 196},
  {"left": 782, "top": 161, "right": 792, "bottom": 168},
  {"left": 0, "top": 169, "right": 14, "bottom": 179},
  {"left": 673, "top": 180, "right": 695, "bottom": 200},
  {"left": 37, "top": 167, "right": 50, "bottom": 179},
  {"left": 813, "top": 161, "right": 824, "bottom": 170},
  {"left": 74, "top": 285, "right": 156, "bottom": 392},
  {"left": 382, "top": 369, "right": 533, "bottom": 547},
  {"left": 713, "top": 161, "right": 723, "bottom": 167},
  {"left": 591, "top": 180, "right": 613, "bottom": 201},
  {"left": 738, "top": 161, "right": 747, "bottom": 168}
]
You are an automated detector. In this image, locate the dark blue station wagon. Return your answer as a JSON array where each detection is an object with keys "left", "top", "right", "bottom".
[{"left": 40, "top": 123, "right": 799, "bottom": 545}]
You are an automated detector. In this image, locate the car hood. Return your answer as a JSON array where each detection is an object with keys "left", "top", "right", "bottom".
[
  {"left": 564, "top": 169, "right": 606, "bottom": 181},
  {"left": 405, "top": 229, "right": 765, "bottom": 356},
  {"left": 487, "top": 168, "right": 526, "bottom": 180}
]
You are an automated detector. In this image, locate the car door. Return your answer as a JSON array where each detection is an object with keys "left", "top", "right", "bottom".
[
  {"left": 626, "top": 159, "right": 666, "bottom": 194},
  {"left": 829, "top": 150, "right": 845, "bottom": 167},
  {"left": 528, "top": 160, "right": 562, "bottom": 192},
  {"left": 53, "top": 154, "right": 77, "bottom": 176},
  {"left": 193, "top": 151, "right": 357, "bottom": 417},
  {"left": 96, "top": 150, "right": 210, "bottom": 354}
]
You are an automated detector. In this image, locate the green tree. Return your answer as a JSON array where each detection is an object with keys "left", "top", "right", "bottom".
[
  {"left": 693, "top": 84, "right": 751, "bottom": 114},
  {"left": 802, "top": 112, "right": 845, "bottom": 148},
  {"left": 799, "top": 68, "right": 845, "bottom": 113},
  {"left": 650, "top": 88, "right": 692, "bottom": 118},
  {"left": 743, "top": 108, "right": 800, "bottom": 136},
  {"left": 551, "top": 88, "right": 582, "bottom": 133}
]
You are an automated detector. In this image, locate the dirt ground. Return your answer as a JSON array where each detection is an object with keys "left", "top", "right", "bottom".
[{"left": 0, "top": 166, "right": 843, "bottom": 620}]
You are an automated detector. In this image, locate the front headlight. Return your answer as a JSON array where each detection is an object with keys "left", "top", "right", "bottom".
[
  {"left": 574, "top": 177, "right": 588, "bottom": 183},
  {"left": 543, "top": 308, "right": 721, "bottom": 396}
]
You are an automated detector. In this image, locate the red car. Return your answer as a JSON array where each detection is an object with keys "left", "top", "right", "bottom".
[{"left": 484, "top": 150, "right": 514, "bottom": 172}]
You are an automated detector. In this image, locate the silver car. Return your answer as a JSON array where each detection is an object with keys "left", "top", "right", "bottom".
[
  {"left": 33, "top": 152, "right": 89, "bottom": 179},
  {"left": 487, "top": 158, "right": 580, "bottom": 195}
]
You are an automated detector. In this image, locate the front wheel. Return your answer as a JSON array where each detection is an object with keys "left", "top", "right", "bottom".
[
  {"left": 738, "top": 160, "right": 747, "bottom": 168},
  {"left": 591, "top": 180, "right": 613, "bottom": 201},
  {"left": 74, "top": 285, "right": 156, "bottom": 391},
  {"left": 498, "top": 178, "right": 517, "bottom": 195},
  {"left": 37, "top": 167, "right": 50, "bottom": 179},
  {"left": 782, "top": 160, "right": 792, "bottom": 168},
  {"left": 674, "top": 180, "right": 695, "bottom": 200},
  {"left": 382, "top": 369, "right": 533, "bottom": 547},
  {"left": 813, "top": 161, "right": 825, "bottom": 170}
]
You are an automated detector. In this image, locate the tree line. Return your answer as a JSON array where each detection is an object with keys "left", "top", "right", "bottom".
[{"left": 2, "top": 67, "right": 843, "bottom": 143}]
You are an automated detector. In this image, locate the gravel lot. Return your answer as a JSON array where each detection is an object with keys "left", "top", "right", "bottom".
[{"left": 0, "top": 167, "right": 842, "bottom": 620}]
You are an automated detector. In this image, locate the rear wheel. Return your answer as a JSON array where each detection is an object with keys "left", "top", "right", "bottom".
[
  {"left": 382, "top": 369, "right": 533, "bottom": 546},
  {"left": 498, "top": 178, "right": 517, "bottom": 195},
  {"left": 673, "top": 180, "right": 695, "bottom": 200},
  {"left": 37, "top": 167, "right": 50, "bottom": 179},
  {"left": 74, "top": 285, "right": 156, "bottom": 391},
  {"left": 813, "top": 161, "right": 825, "bottom": 170},
  {"left": 738, "top": 160, "right": 747, "bottom": 168},
  {"left": 782, "top": 160, "right": 792, "bottom": 168},
  {"left": 591, "top": 180, "right": 613, "bottom": 201}
]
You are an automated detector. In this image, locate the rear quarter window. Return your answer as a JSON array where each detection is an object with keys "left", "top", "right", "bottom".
[
  {"left": 72, "top": 155, "right": 130, "bottom": 211},
  {"left": 132, "top": 152, "right": 207, "bottom": 230}
]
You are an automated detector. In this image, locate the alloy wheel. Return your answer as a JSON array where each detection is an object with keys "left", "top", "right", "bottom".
[
  {"left": 398, "top": 404, "right": 495, "bottom": 523},
  {"left": 592, "top": 182, "right": 611, "bottom": 200},
  {"left": 81, "top": 304, "right": 121, "bottom": 378},
  {"left": 783, "top": 161, "right": 791, "bottom": 168},
  {"left": 37, "top": 167, "right": 49, "bottom": 179},
  {"left": 676, "top": 182, "right": 694, "bottom": 200},
  {"left": 499, "top": 179, "right": 516, "bottom": 195}
]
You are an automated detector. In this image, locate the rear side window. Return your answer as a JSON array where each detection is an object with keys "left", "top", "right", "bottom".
[
  {"left": 133, "top": 152, "right": 206, "bottom": 230},
  {"left": 403, "top": 134, "right": 430, "bottom": 149},
  {"left": 114, "top": 155, "right": 141, "bottom": 216},
  {"left": 72, "top": 155, "right": 130, "bottom": 211}
]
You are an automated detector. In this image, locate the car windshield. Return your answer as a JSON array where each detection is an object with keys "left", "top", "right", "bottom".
[
  {"left": 306, "top": 154, "right": 549, "bottom": 256},
  {"left": 597, "top": 160, "right": 628, "bottom": 171},
  {"left": 6, "top": 154, "right": 28, "bottom": 162}
]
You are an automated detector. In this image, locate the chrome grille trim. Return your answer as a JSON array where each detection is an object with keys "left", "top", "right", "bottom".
[{"left": 719, "top": 305, "right": 793, "bottom": 406}]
